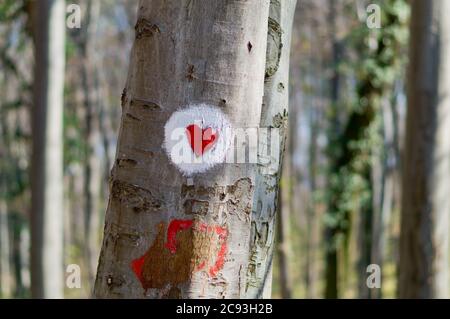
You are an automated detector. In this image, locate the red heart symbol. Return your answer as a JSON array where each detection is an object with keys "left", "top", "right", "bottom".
[{"left": 186, "top": 124, "right": 218, "bottom": 156}]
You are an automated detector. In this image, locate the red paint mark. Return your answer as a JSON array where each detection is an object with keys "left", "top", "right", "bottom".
[
  {"left": 209, "top": 226, "right": 228, "bottom": 277},
  {"left": 215, "top": 225, "right": 228, "bottom": 238},
  {"left": 131, "top": 254, "right": 145, "bottom": 283},
  {"left": 186, "top": 124, "right": 218, "bottom": 156},
  {"left": 197, "top": 223, "right": 208, "bottom": 233},
  {"left": 165, "top": 219, "right": 194, "bottom": 253},
  {"left": 196, "top": 260, "right": 206, "bottom": 272}
]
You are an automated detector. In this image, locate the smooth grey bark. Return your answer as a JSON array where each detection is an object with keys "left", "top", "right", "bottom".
[
  {"left": 31, "top": 0, "right": 65, "bottom": 299},
  {"left": 94, "top": 0, "right": 270, "bottom": 298},
  {"left": 245, "top": 0, "right": 297, "bottom": 299},
  {"left": 399, "top": 0, "right": 450, "bottom": 298}
]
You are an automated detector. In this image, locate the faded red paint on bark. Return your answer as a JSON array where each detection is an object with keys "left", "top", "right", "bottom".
[
  {"left": 130, "top": 255, "right": 145, "bottom": 283},
  {"left": 165, "top": 219, "right": 193, "bottom": 253},
  {"left": 209, "top": 226, "right": 228, "bottom": 277},
  {"left": 131, "top": 219, "right": 229, "bottom": 291}
]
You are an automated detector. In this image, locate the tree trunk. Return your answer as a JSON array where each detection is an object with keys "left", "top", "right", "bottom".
[
  {"left": 80, "top": 0, "right": 103, "bottom": 286},
  {"left": 94, "top": 0, "right": 271, "bottom": 298},
  {"left": 31, "top": 0, "right": 65, "bottom": 299},
  {"left": 0, "top": 101, "right": 12, "bottom": 298},
  {"left": 370, "top": 96, "right": 396, "bottom": 299},
  {"left": 324, "top": 0, "right": 342, "bottom": 298},
  {"left": 0, "top": 195, "right": 12, "bottom": 298},
  {"left": 246, "top": 0, "right": 297, "bottom": 299},
  {"left": 278, "top": 162, "right": 293, "bottom": 298},
  {"left": 398, "top": 0, "right": 450, "bottom": 299}
]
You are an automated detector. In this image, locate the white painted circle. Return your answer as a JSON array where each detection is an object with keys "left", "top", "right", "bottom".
[{"left": 164, "top": 104, "right": 233, "bottom": 175}]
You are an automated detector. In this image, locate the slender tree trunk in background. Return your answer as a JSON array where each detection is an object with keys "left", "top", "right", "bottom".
[
  {"left": 0, "top": 190, "right": 12, "bottom": 297},
  {"left": 10, "top": 215, "right": 31, "bottom": 298},
  {"left": 0, "top": 107, "right": 12, "bottom": 298},
  {"left": 94, "top": 0, "right": 270, "bottom": 298},
  {"left": 31, "top": 0, "right": 65, "bottom": 299},
  {"left": 399, "top": 0, "right": 450, "bottom": 298},
  {"left": 80, "top": 0, "right": 103, "bottom": 285},
  {"left": 246, "top": 0, "right": 297, "bottom": 299},
  {"left": 324, "top": 0, "right": 342, "bottom": 299},
  {"left": 19, "top": 226, "right": 31, "bottom": 296},
  {"left": 370, "top": 96, "right": 395, "bottom": 299},
  {"left": 305, "top": 104, "right": 319, "bottom": 299},
  {"left": 278, "top": 159, "right": 293, "bottom": 298}
]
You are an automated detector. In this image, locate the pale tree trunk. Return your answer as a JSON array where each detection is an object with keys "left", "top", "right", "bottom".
[
  {"left": 0, "top": 108, "right": 12, "bottom": 298},
  {"left": 305, "top": 100, "right": 320, "bottom": 299},
  {"left": 245, "top": 0, "right": 297, "bottom": 299},
  {"left": 0, "top": 190, "right": 12, "bottom": 298},
  {"left": 370, "top": 96, "right": 395, "bottom": 299},
  {"left": 94, "top": 0, "right": 270, "bottom": 298},
  {"left": 31, "top": 0, "right": 65, "bottom": 299},
  {"left": 399, "top": 0, "right": 450, "bottom": 298},
  {"left": 278, "top": 159, "right": 293, "bottom": 298},
  {"left": 19, "top": 225, "right": 31, "bottom": 295}
]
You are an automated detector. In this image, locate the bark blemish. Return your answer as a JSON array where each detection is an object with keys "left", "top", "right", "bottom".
[
  {"left": 130, "top": 98, "right": 161, "bottom": 110},
  {"left": 247, "top": 41, "right": 253, "bottom": 52},
  {"left": 181, "top": 184, "right": 215, "bottom": 200},
  {"left": 272, "top": 109, "right": 288, "bottom": 129},
  {"left": 107, "top": 275, "right": 113, "bottom": 286},
  {"left": 111, "top": 180, "right": 163, "bottom": 213},
  {"left": 117, "top": 231, "right": 141, "bottom": 246},
  {"left": 265, "top": 17, "right": 283, "bottom": 79},
  {"left": 186, "top": 64, "right": 196, "bottom": 81},
  {"left": 181, "top": 179, "right": 253, "bottom": 218},
  {"left": 184, "top": 199, "right": 209, "bottom": 215},
  {"left": 226, "top": 178, "right": 253, "bottom": 217},
  {"left": 121, "top": 88, "right": 127, "bottom": 108},
  {"left": 277, "top": 82, "right": 285, "bottom": 92},
  {"left": 130, "top": 146, "right": 155, "bottom": 157},
  {"left": 106, "top": 274, "right": 124, "bottom": 289},
  {"left": 259, "top": 222, "right": 269, "bottom": 246},
  {"left": 135, "top": 18, "right": 160, "bottom": 39},
  {"left": 125, "top": 113, "right": 142, "bottom": 122},
  {"left": 116, "top": 158, "right": 138, "bottom": 168}
]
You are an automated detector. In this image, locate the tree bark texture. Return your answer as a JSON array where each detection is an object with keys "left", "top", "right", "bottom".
[
  {"left": 399, "top": 0, "right": 450, "bottom": 299},
  {"left": 79, "top": 0, "right": 103, "bottom": 286},
  {"left": 31, "top": 0, "right": 66, "bottom": 299},
  {"left": 94, "top": 0, "right": 273, "bottom": 298},
  {"left": 245, "top": 0, "right": 297, "bottom": 299}
]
